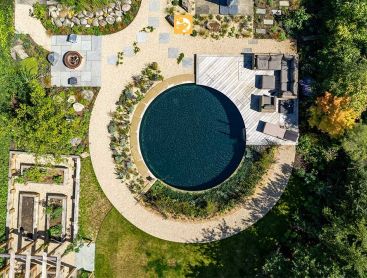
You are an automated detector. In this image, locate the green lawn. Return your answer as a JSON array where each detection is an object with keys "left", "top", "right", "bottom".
[
  {"left": 0, "top": 132, "right": 10, "bottom": 239},
  {"left": 95, "top": 202, "right": 288, "bottom": 278},
  {"left": 78, "top": 157, "right": 112, "bottom": 241}
]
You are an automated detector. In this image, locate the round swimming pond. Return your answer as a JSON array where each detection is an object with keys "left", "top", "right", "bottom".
[{"left": 139, "top": 83, "right": 245, "bottom": 191}]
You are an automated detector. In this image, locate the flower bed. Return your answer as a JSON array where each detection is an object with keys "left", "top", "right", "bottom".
[
  {"left": 192, "top": 14, "right": 253, "bottom": 40},
  {"left": 108, "top": 62, "right": 164, "bottom": 193},
  {"left": 16, "top": 166, "right": 64, "bottom": 185},
  {"left": 33, "top": 0, "right": 141, "bottom": 35},
  {"left": 46, "top": 198, "right": 64, "bottom": 240},
  {"left": 142, "top": 146, "right": 275, "bottom": 219},
  {"left": 254, "top": 0, "right": 299, "bottom": 39}
]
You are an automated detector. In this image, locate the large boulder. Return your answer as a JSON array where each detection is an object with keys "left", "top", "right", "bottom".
[
  {"left": 106, "top": 15, "right": 115, "bottom": 24},
  {"left": 71, "top": 17, "right": 80, "bottom": 25},
  {"left": 54, "top": 18, "right": 63, "bottom": 27},
  {"left": 81, "top": 90, "right": 94, "bottom": 101},
  {"left": 92, "top": 18, "right": 99, "bottom": 27},
  {"left": 99, "top": 19, "right": 107, "bottom": 27},
  {"left": 73, "top": 102, "right": 85, "bottom": 113},
  {"left": 80, "top": 18, "right": 88, "bottom": 25}
]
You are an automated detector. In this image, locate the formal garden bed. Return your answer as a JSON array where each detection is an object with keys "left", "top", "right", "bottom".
[
  {"left": 16, "top": 166, "right": 64, "bottom": 185},
  {"left": 143, "top": 146, "right": 275, "bottom": 219},
  {"left": 33, "top": 0, "right": 141, "bottom": 35},
  {"left": 108, "top": 62, "right": 164, "bottom": 193},
  {"left": 254, "top": 0, "right": 299, "bottom": 39},
  {"left": 46, "top": 197, "right": 65, "bottom": 240}
]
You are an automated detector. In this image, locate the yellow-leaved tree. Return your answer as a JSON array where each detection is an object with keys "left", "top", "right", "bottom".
[{"left": 308, "top": 92, "right": 359, "bottom": 137}]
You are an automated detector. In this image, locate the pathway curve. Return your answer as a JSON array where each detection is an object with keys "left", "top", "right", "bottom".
[{"left": 17, "top": 0, "right": 297, "bottom": 242}]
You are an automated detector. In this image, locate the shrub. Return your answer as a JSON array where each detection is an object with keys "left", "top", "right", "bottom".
[{"left": 177, "top": 53, "right": 184, "bottom": 64}]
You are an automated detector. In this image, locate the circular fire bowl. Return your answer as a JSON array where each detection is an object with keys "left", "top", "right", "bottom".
[{"left": 63, "top": 51, "right": 82, "bottom": 69}]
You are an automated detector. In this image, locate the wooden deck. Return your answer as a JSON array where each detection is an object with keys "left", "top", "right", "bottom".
[{"left": 196, "top": 55, "right": 298, "bottom": 145}]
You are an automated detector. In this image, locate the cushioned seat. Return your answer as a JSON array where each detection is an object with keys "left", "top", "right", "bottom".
[
  {"left": 268, "top": 54, "right": 282, "bottom": 70},
  {"left": 260, "top": 75, "right": 276, "bottom": 89}
]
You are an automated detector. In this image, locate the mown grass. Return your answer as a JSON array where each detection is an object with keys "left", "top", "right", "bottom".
[
  {"left": 78, "top": 157, "right": 112, "bottom": 241},
  {"left": 95, "top": 202, "right": 289, "bottom": 278}
]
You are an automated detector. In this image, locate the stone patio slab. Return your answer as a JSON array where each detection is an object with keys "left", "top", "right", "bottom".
[
  {"left": 148, "top": 16, "right": 159, "bottom": 28},
  {"left": 136, "top": 32, "right": 148, "bottom": 43},
  {"left": 168, "top": 47, "right": 179, "bottom": 58},
  {"left": 149, "top": 0, "right": 160, "bottom": 11},
  {"left": 124, "top": 46, "right": 134, "bottom": 57},
  {"left": 182, "top": 57, "right": 193, "bottom": 68},
  {"left": 159, "top": 33, "right": 170, "bottom": 44}
]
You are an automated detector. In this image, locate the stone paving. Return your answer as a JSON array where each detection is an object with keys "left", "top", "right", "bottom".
[{"left": 51, "top": 35, "right": 102, "bottom": 87}]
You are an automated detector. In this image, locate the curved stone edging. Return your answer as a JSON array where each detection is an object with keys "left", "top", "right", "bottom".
[{"left": 130, "top": 74, "right": 195, "bottom": 181}]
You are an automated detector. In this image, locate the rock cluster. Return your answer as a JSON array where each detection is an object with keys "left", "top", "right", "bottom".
[{"left": 48, "top": 1, "right": 132, "bottom": 28}]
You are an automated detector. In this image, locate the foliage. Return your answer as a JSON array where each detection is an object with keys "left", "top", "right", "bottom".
[
  {"left": 48, "top": 224, "right": 62, "bottom": 238},
  {"left": 79, "top": 157, "right": 111, "bottom": 240},
  {"left": 46, "top": 205, "right": 63, "bottom": 220},
  {"left": 10, "top": 80, "right": 89, "bottom": 156},
  {"left": 33, "top": 0, "right": 142, "bottom": 35},
  {"left": 16, "top": 166, "right": 64, "bottom": 185},
  {"left": 283, "top": 7, "right": 311, "bottom": 36},
  {"left": 109, "top": 63, "right": 163, "bottom": 193},
  {"left": 20, "top": 57, "right": 39, "bottom": 77},
  {"left": 342, "top": 124, "right": 367, "bottom": 164},
  {"left": 143, "top": 147, "right": 275, "bottom": 219},
  {"left": 309, "top": 92, "right": 358, "bottom": 137},
  {"left": 177, "top": 52, "right": 184, "bottom": 64}
]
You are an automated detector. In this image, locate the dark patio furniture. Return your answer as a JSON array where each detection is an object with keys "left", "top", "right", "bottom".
[
  {"left": 165, "top": 15, "right": 174, "bottom": 26},
  {"left": 47, "top": 52, "right": 59, "bottom": 66},
  {"left": 262, "top": 122, "right": 299, "bottom": 142},
  {"left": 68, "top": 77, "right": 78, "bottom": 85},
  {"left": 67, "top": 34, "right": 77, "bottom": 43},
  {"left": 260, "top": 95, "right": 276, "bottom": 113}
]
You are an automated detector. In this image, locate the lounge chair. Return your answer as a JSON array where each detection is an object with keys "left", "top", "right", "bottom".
[
  {"left": 260, "top": 95, "right": 276, "bottom": 113},
  {"left": 259, "top": 75, "right": 276, "bottom": 90},
  {"left": 262, "top": 122, "right": 299, "bottom": 142},
  {"left": 68, "top": 77, "right": 78, "bottom": 85},
  {"left": 67, "top": 34, "right": 77, "bottom": 43}
]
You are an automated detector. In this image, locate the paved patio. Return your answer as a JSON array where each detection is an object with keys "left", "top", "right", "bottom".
[
  {"left": 196, "top": 55, "right": 298, "bottom": 145},
  {"left": 51, "top": 35, "right": 102, "bottom": 87}
]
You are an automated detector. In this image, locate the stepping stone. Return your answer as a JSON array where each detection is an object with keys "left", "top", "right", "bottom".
[
  {"left": 264, "top": 19, "right": 274, "bottom": 25},
  {"left": 279, "top": 0, "right": 289, "bottom": 7},
  {"left": 243, "top": 48, "right": 252, "bottom": 53},
  {"left": 248, "top": 39, "right": 258, "bottom": 44},
  {"left": 228, "top": 5, "right": 239, "bottom": 15},
  {"left": 159, "top": 33, "right": 170, "bottom": 44},
  {"left": 149, "top": 0, "right": 160, "bottom": 12},
  {"left": 107, "top": 55, "right": 117, "bottom": 65},
  {"left": 272, "top": 9, "right": 282, "bottom": 15},
  {"left": 256, "top": 8, "right": 266, "bottom": 15},
  {"left": 124, "top": 46, "right": 134, "bottom": 57},
  {"left": 182, "top": 57, "right": 193, "bottom": 68},
  {"left": 168, "top": 48, "right": 179, "bottom": 58},
  {"left": 148, "top": 17, "right": 159, "bottom": 28},
  {"left": 136, "top": 32, "right": 147, "bottom": 43},
  {"left": 255, "top": 29, "right": 266, "bottom": 34}
]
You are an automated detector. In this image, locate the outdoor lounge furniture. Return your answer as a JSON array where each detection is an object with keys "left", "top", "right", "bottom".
[
  {"left": 165, "top": 15, "right": 174, "bottom": 26},
  {"left": 47, "top": 52, "right": 59, "bottom": 66},
  {"left": 260, "top": 95, "right": 276, "bottom": 112},
  {"left": 259, "top": 75, "right": 276, "bottom": 89},
  {"left": 262, "top": 122, "right": 299, "bottom": 142},
  {"left": 280, "top": 55, "right": 298, "bottom": 98},
  {"left": 68, "top": 77, "right": 78, "bottom": 85},
  {"left": 253, "top": 54, "right": 283, "bottom": 70},
  {"left": 67, "top": 34, "right": 77, "bottom": 43}
]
